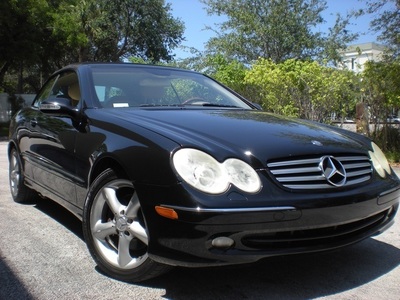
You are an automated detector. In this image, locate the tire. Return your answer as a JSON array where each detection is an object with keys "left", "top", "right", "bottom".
[
  {"left": 9, "top": 148, "right": 38, "bottom": 204},
  {"left": 82, "top": 168, "right": 171, "bottom": 282}
]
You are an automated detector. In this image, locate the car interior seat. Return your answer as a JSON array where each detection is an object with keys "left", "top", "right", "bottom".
[{"left": 68, "top": 82, "right": 81, "bottom": 106}]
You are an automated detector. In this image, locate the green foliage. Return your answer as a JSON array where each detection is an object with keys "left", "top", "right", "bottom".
[
  {"left": 372, "top": 127, "right": 400, "bottom": 157},
  {"left": 362, "top": 0, "right": 400, "bottom": 59},
  {"left": 201, "top": 54, "right": 248, "bottom": 94},
  {"left": 362, "top": 60, "right": 400, "bottom": 149},
  {"left": 129, "top": 57, "right": 150, "bottom": 64},
  {"left": 0, "top": 0, "right": 185, "bottom": 94},
  {"left": 244, "top": 58, "right": 360, "bottom": 120},
  {"left": 320, "top": 13, "right": 359, "bottom": 65},
  {"left": 201, "top": 0, "right": 357, "bottom": 64},
  {"left": 385, "top": 150, "right": 400, "bottom": 164},
  {"left": 51, "top": 0, "right": 185, "bottom": 62},
  {"left": 0, "top": 0, "right": 56, "bottom": 92},
  {"left": 0, "top": 0, "right": 52, "bottom": 62},
  {"left": 128, "top": 57, "right": 180, "bottom": 67},
  {"left": 362, "top": 61, "right": 400, "bottom": 122}
]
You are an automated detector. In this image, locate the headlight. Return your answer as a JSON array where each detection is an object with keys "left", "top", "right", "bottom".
[
  {"left": 369, "top": 142, "right": 391, "bottom": 178},
  {"left": 173, "top": 148, "right": 261, "bottom": 194},
  {"left": 223, "top": 158, "right": 261, "bottom": 193}
]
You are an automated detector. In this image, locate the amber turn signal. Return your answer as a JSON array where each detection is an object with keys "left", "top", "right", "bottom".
[{"left": 155, "top": 206, "right": 178, "bottom": 220}]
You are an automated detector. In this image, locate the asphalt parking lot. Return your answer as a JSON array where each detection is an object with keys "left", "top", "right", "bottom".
[{"left": 1, "top": 140, "right": 400, "bottom": 300}]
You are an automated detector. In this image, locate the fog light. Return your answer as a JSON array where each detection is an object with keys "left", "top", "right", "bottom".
[{"left": 211, "top": 237, "right": 235, "bottom": 250}]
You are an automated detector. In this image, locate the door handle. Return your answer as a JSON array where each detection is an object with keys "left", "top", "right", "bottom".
[{"left": 30, "top": 119, "right": 38, "bottom": 127}]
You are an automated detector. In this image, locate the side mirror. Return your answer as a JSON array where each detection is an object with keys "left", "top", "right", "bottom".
[
  {"left": 252, "top": 102, "right": 263, "bottom": 110},
  {"left": 39, "top": 96, "right": 78, "bottom": 118}
]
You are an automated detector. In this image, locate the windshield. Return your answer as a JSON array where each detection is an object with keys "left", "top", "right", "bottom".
[{"left": 88, "top": 65, "right": 252, "bottom": 109}]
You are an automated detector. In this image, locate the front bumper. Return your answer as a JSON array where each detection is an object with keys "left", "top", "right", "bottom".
[{"left": 141, "top": 185, "right": 400, "bottom": 267}]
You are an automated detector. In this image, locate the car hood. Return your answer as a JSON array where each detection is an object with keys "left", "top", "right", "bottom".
[{"left": 96, "top": 108, "right": 369, "bottom": 166}]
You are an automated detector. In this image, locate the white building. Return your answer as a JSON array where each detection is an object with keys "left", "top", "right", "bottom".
[{"left": 341, "top": 42, "right": 385, "bottom": 73}]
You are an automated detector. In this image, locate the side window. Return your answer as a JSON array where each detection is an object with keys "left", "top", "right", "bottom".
[
  {"left": 33, "top": 76, "right": 58, "bottom": 108},
  {"left": 33, "top": 72, "right": 80, "bottom": 108},
  {"left": 95, "top": 86, "right": 125, "bottom": 103}
]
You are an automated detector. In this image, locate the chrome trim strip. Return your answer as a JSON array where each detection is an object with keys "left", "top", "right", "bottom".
[
  {"left": 270, "top": 166, "right": 321, "bottom": 175},
  {"left": 160, "top": 205, "right": 296, "bottom": 213},
  {"left": 379, "top": 187, "right": 400, "bottom": 197},
  {"left": 267, "top": 158, "right": 320, "bottom": 167},
  {"left": 276, "top": 175, "right": 325, "bottom": 182},
  {"left": 346, "top": 169, "right": 371, "bottom": 177},
  {"left": 337, "top": 156, "right": 371, "bottom": 161},
  {"left": 346, "top": 176, "right": 371, "bottom": 185},
  {"left": 284, "top": 183, "right": 332, "bottom": 189},
  {"left": 343, "top": 162, "right": 371, "bottom": 169}
]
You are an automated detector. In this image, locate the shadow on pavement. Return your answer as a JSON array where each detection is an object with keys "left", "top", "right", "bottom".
[
  {"left": 147, "top": 238, "right": 400, "bottom": 299},
  {"left": 34, "top": 198, "right": 84, "bottom": 240},
  {"left": 0, "top": 257, "right": 35, "bottom": 300},
  {"left": 27, "top": 196, "right": 400, "bottom": 300}
]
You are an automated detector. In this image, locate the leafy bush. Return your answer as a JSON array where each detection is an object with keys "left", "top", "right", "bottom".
[
  {"left": 244, "top": 58, "right": 360, "bottom": 121},
  {"left": 372, "top": 126, "right": 400, "bottom": 163},
  {"left": 0, "top": 123, "right": 9, "bottom": 138}
]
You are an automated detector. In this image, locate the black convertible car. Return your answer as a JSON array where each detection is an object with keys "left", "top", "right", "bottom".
[{"left": 8, "top": 63, "right": 400, "bottom": 282}]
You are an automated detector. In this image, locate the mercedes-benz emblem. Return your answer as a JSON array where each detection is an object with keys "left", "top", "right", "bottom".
[{"left": 319, "top": 156, "right": 347, "bottom": 187}]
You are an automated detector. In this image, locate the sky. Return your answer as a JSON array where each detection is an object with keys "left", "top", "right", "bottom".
[{"left": 167, "top": 0, "right": 388, "bottom": 59}]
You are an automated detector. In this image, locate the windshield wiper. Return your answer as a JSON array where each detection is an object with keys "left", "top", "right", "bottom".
[
  {"left": 138, "top": 103, "right": 243, "bottom": 108},
  {"left": 201, "top": 103, "right": 242, "bottom": 108},
  {"left": 139, "top": 104, "right": 182, "bottom": 107}
]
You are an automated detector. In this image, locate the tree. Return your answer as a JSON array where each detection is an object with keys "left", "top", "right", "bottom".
[
  {"left": 362, "top": 60, "right": 400, "bottom": 153},
  {"left": 52, "top": 0, "right": 185, "bottom": 62},
  {"left": 362, "top": 0, "right": 400, "bottom": 58},
  {"left": 362, "top": 61, "right": 400, "bottom": 121},
  {"left": 1, "top": 0, "right": 185, "bottom": 94},
  {"left": 200, "top": 0, "right": 357, "bottom": 64},
  {"left": 244, "top": 58, "right": 299, "bottom": 116},
  {"left": 320, "top": 13, "right": 359, "bottom": 66},
  {"left": 0, "top": 0, "right": 56, "bottom": 93}
]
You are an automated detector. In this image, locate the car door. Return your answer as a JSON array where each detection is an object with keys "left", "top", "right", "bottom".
[{"left": 22, "top": 71, "right": 81, "bottom": 205}]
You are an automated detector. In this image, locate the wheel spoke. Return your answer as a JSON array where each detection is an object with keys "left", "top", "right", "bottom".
[
  {"left": 10, "top": 169, "right": 18, "bottom": 185},
  {"left": 128, "top": 221, "right": 148, "bottom": 245},
  {"left": 92, "top": 220, "right": 116, "bottom": 240},
  {"left": 11, "top": 169, "right": 18, "bottom": 179},
  {"left": 125, "top": 192, "right": 140, "bottom": 218},
  {"left": 102, "top": 187, "right": 123, "bottom": 215},
  {"left": 10, "top": 154, "right": 20, "bottom": 195},
  {"left": 117, "top": 233, "right": 133, "bottom": 267},
  {"left": 11, "top": 156, "right": 16, "bottom": 169}
]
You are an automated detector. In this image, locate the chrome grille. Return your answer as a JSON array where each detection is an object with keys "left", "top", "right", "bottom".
[{"left": 267, "top": 155, "right": 372, "bottom": 189}]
